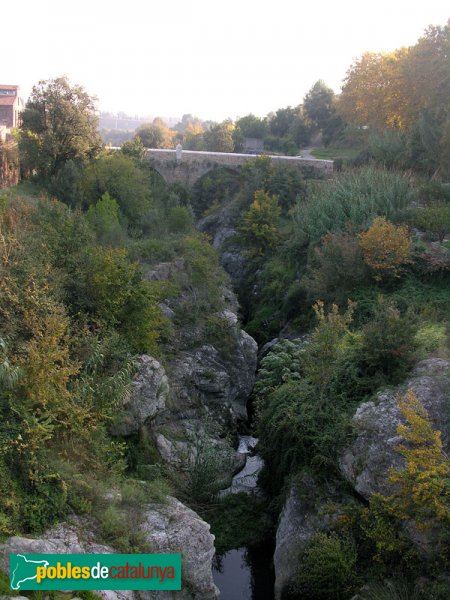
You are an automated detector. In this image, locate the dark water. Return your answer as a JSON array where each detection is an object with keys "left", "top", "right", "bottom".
[{"left": 212, "top": 540, "right": 275, "bottom": 600}]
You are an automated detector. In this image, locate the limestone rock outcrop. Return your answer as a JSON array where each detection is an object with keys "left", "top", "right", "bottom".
[
  {"left": 273, "top": 359, "right": 450, "bottom": 598},
  {"left": 0, "top": 498, "right": 218, "bottom": 600},
  {"left": 112, "top": 253, "right": 258, "bottom": 472},
  {"left": 340, "top": 358, "right": 450, "bottom": 499},
  {"left": 273, "top": 473, "right": 354, "bottom": 599},
  {"left": 112, "top": 355, "right": 169, "bottom": 436}
]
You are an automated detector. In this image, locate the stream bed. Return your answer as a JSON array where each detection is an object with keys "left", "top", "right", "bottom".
[{"left": 212, "top": 435, "right": 275, "bottom": 599}]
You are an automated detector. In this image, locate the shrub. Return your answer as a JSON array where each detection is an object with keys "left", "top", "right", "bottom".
[
  {"left": 303, "top": 300, "right": 356, "bottom": 396},
  {"left": 289, "top": 533, "right": 358, "bottom": 600},
  {"left": 168, "top": 205, "right": 193, "bottom": 233},
  {"left": 414, "top": 323, "right": 447, "bottom": 355},
  {"left": 357, "top": 297, "right": 418, "bottom": 384},
  {"left": 182, "top": 426, "right": 234, "bottom": 504},
  {"left": 253, "top": 338, "right": 305, "bottom": 409},
  {"left": 86, "top": 192, "right": 124, "bottom": 246},
  {"left": 82, "top": 153, "right": 153, "bottom": 226},
  {"left": 48, "top": 160, "right": 84, "bottom": 207},
  {"left": 367, "top": 130, "right": 407, "bottom": 169},
  {"left": 358, "top": 217, "right": 412, "bottom": 280},
  {"left": 303, "top": 231, "right": 367, "bottom": 303},
  {"left": 380, "top": 390, "right": 450, "bottom": 530},
  {"left": 412, "top": 204, "right": 450, "bottom": 242},
  {"left": 239, "top": 190, "right": 281, "bottom": 256}
]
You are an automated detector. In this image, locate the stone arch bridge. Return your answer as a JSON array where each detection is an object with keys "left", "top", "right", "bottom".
[{"left": 145, "top": 149, "right": 333, "bottom": 186}]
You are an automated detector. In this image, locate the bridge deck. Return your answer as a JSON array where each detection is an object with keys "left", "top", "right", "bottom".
[{"left": 145, "top": 148, "right": 333, "bottom": 164}]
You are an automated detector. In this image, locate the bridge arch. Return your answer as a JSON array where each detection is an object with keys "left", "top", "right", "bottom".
[{"left": 145, "top": 149, "right": 333, "bottom": 186}]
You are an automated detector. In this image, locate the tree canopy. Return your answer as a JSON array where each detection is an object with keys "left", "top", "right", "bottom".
[{"left": 20, "top": 76, "right": 102, "bottom": 180}]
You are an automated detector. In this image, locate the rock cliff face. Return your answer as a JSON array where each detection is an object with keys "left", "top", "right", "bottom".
[
  {"left": 113, "top": 258, "right": 258, "bottom": 470},
  {"left": 273, "top": 474, "right": 355, "bottom": 599},
  {"left": 197, "top": 206, "right": 248, "bottom": 289},
  {"left": 340, "top": 358, "right": 450, "bottom": 499},
  {"left": 111, "top": 355, "right": 170, "bottom": 437},
  {"left": 0, "top": 498, "right": 218, "bottom": 600},
  {"left": 273, "top": 359, "right": 450, "bottom": 597}
]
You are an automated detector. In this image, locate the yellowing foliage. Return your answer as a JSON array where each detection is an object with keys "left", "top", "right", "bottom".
[
  {"left": 385, "top": 389, "right": 450, "bottom": 528},
  {"left": 358, "top": 217, "right": 411, "bottom": 280},
  {"left": 239, "top": 190, "right": 281, "bottom": 256},
  {"left": 339, "top": 50, "right": 409, "bottom": 130}
]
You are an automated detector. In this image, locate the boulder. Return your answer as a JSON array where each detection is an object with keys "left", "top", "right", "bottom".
[
  {"left": 0, "top": 520, "right": 133, "bottom": 600},
  {"left": 168, "top": 324, "right": 257, "bottom": 427},
  {"left": 0, "top": 498, "right": 219, "bottom": 600},
  {"left": 111, "top": 355, "right": 169, "bottom": 436},
  {"left": 138, "top": 497, "right": 218, "bottom": 600},
  {"left": 274, "top": 473, "right": 353, "bottom": 599},
  {"left": 144, "top": 258, "right": 185, "bottom": 282},
  {"left": 340, "top": 358, "right": 450, "bottom": 499}
]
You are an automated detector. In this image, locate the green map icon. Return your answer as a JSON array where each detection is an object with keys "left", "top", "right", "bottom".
[{"left": 10, "top": 554, "right": 49, "bottom": 590}]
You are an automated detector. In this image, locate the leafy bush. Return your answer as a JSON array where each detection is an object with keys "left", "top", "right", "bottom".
[
  {"left": 303, "top": 230, "right": 367, "bottom": 303},
  {"left": 357, "top": 297, "right": 418, "bottom": 384},
  {"left": 288, "top": 533, "right": 357, "bottom": 600},
  {"left": 257, "top": 303, "right": 357, "bottom": 489},
  {"left": 239, "top": 190, "right": 281, "bottom": 256},
  {"left": 414, "top": 323, "right": 447, "bottom": 355},
  {"left": 358, "top": 217, "right": 412, "bottom": 280},
  {"left": 48, "top": 159, "right": 84, "bottom": 207},
  {"left": 86, "top": 192, "right": 124, "bottom": 245},
  {"left": 168, "top": 206, "right": 193, "bottom": 233},
  {"left": 82, "top": 152, "right": 153, "bottom": 226},
  {"left": 253, "top": 338, "right": 305, "bottom": 408},
  {"left": 412, "top": 204, "right": 450, "bottom": 242}
]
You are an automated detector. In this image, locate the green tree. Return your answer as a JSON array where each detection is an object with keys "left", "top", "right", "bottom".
[
  {"left": 203, "top": 121, "right": 235, "bottom": 152},
  {"left": 239, "top": 190, "right": 281, "bottom": 256},
  {"left": 358, "top": 298, "right": 418, "bottom": 384},
  {"left": 235, "top": 114, "right": 268, "bottom": 139},
  {"left": 86, "top": 192, "right": 124, "bottom": 245},
  {"left": 82, "top": 153, "right": 152, "bottom": 226},
  {"left": 20, "top": 76, "right": 102, "bottom": 180},
  {"left": 291, "top": 533, "right": 357, "bottom": 600},
  {"left": 303, "top": 80, "right": 336, "bottom": 131},
  {"left": 121, "top": 136, "right": 146, "bottom": 161},
  {"left": 135, "top": 123, "right": 165, "bottom": 148}
]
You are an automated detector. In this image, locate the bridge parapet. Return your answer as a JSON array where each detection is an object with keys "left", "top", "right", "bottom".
[{"left": 144, "top": 149, "right": 333, "bottom": 186}]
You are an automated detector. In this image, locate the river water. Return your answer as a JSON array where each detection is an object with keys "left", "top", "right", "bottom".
[{"left": 212, "top": 436, "right": 275, "bottom": 599}]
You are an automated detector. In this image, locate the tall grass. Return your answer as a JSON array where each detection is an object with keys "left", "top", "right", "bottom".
[{"left": 293, "top": 166, "right": 416, "bottom": 246}]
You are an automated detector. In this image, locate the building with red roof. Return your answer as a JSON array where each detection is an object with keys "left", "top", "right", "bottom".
[{"left": 0, "top": 85, "right": 23, "bottom": 129}]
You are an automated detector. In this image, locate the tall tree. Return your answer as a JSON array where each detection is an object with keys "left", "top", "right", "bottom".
[
  {"left": 235, "top": 114, "right": 268, "bottom": 139},
  {"left": 338, "top": 50, "right": 408, "bottom": 130},
  {"left": 203, "top": 121, "right": 235, "bottom": 152},
  {"left": 303, "top": 80, "right": 335, "bottom": 130},
  {"left": 20, "top": 76, "right": 102, "bottom": 180}
]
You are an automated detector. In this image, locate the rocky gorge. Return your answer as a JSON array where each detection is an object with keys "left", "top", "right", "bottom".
[
  {"left": 0, "top": 253, "right": 259, "bottom": 599},
  {"left": 273, "top": 358, "right": 450, "bottom": 598}
]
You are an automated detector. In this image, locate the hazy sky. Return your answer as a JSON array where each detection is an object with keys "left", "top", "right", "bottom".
[{"left": 2, "top": 0, "right": 448, "bottom": 121}]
